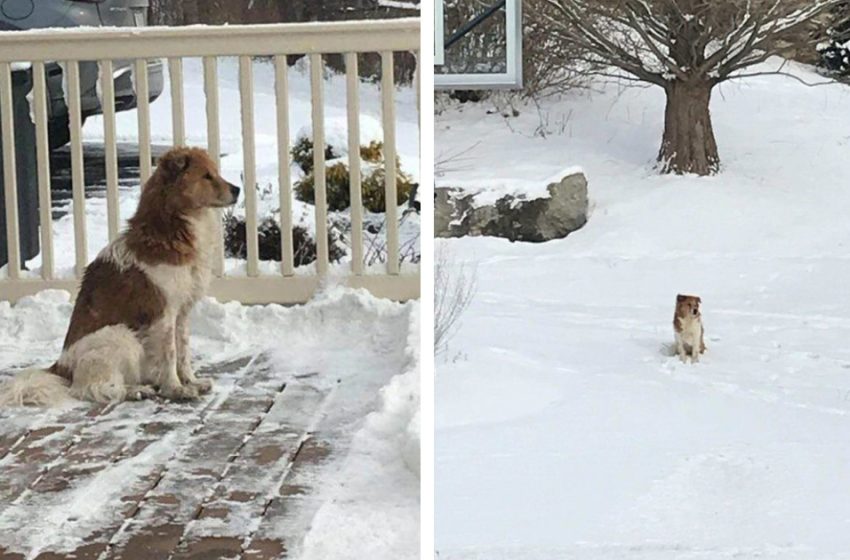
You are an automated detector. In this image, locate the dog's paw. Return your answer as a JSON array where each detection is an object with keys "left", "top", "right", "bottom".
[
  {"left": 189, "top": 378, "right": 214, "bottom": 395},
  {"left": 159, "top": 383, "right": 200, "bottom": 401},
  {"left": 127, "top": 385, "right": 157, "bottom": 401}
]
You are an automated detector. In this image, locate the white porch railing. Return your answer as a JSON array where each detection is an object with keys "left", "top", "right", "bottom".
[{"left": 0, "top": 19, "right": 420, "bottom": 304}]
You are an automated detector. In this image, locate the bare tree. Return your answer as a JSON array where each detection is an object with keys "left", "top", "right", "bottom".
[{"left": 531, "top": 0, "right": 840, "bottom": 175}]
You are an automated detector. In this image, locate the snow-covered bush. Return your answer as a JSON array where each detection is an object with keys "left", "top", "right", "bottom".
[
  {"left": 293, "top": 139, "right": 415, "bottom": 212},
  {"left": 819, "top": 38, "right": 850, "bottom": 75},
  {"left": 222, "top": 213, "right": 346, "bottom": 266},
  {"left": 819, "top": 5, "right": 850, "bottom": 77},
  {"left": 291, "top": 136, "right": 339, "bottom": 175}
]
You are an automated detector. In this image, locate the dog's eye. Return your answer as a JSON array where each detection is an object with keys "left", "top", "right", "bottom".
[{"left": 204, "top": 173, "right": 213, "bottom": 181}]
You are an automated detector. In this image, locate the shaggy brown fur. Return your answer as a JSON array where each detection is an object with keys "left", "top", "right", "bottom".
[
  {"left": 126, "top": 148, "right": 237, "bottom": 266},
  {"left": 61, "top": 259, "right": 166, "bottom": 350},
  {"left": 1, "top": 147, "right": 240, "bottom": 406},
  {"left": 54, "top": 148, "right": 239, "bottom": 392}
]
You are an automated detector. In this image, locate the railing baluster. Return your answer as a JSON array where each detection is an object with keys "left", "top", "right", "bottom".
[
  {"left": 380, "top": 51, "right": 399, "bottom": 275},
  {"left": 100, "top": 59, "right": 120, "bottom": 241},
  {"left": 309, "top": 53, "right": 329, "bottom": 276},
  {"left": 169, "top": 57, "right": 185, "bottom": 146},
  {"left": 274, "top": 55, "right": 294, "bottom": 276},
  {"left": 203, "top": 56, "right": 225, "bottom": 277},
  {"left": 32, "top": 61, "right": 54, "bottom": 280},
  {"left": 239, "top": 55, "right": 258, "bottom": 277},
  {"left": 0, "top": 62, "right": 20, "bottom": 279},
  {"left": 134, "top": 59, "right": 151, "bottom": 184},
  {"left": 67, "top": 60, "right": 87, "bottom": 277},
  {"left": 415, "top": 52, "right": 421, "bottom": 137},
  {"left": 345, "top": 53, "right": 364, "bottom": 276}
]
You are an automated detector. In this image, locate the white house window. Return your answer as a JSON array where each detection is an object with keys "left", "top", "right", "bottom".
[{"left": 435, "top": 0, "right": 523, "bottom": 90}]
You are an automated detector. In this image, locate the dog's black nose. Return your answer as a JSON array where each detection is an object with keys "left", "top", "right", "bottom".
[
  {"left": 229, "top": 183, "right": 241, "bottom": 201},
  {"left": 693, "top": 309, "right": 698, "bottom": 315}
]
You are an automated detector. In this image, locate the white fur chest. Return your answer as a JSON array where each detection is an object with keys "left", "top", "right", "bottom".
[
  {"left": 676, "top": 315, "right": 703, "bottom": 346},
  {"left": 101, "top": 209, "right": 219, "bottom": 314},
  {"left": 149, "top": 210, "right": 219, "bottom": 310},
  {"left": 143, "top": 263, "right": 197, "bottom": 313},
  {"left": 188, "top": 209, "right": 219, "bottom": 273}
]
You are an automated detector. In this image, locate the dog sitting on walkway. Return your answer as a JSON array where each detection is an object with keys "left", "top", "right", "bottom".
[
  {"left": 673, "top": 294, "right": 706, "bottom": 363},
  {"left": 0, "top": 147, "right": 240, "bottom": 406}
]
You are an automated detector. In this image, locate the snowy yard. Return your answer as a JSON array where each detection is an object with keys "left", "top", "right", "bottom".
[
  {"left": 0, "top": 55, "right": 420, "bottom": 559},
  {"left": 436, "top": 58, "right": 850, "bottom": 559}
]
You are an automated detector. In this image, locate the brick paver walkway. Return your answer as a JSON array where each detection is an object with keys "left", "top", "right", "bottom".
[{"left": 0, "top": 354, "right": 347, "bottom": 560}]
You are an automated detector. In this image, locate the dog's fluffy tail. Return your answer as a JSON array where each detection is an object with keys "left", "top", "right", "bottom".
[{"left": 0, "top": 369, "right": 72, "bottom": 407}]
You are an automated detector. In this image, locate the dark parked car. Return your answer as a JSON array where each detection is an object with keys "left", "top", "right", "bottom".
[{"left": 0, "top": 0, "right": 164, "bottom": 148}]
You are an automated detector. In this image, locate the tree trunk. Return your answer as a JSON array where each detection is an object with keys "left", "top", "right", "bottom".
[
  {"left": 658, "top": 80, "right": 719, "bottom": 176},
  {"left": 182, "top": 0, "right": 200, "bottom": 24},
  {"left": 148, "top": 0, "right": 183, "bottom": 25}
]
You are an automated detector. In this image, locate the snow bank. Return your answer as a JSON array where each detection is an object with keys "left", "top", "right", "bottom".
[{"left": 297, "top": 304, "right": 420, "bottom": 560}]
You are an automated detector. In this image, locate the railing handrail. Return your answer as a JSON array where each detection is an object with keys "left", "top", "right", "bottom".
[{"left": 0, "top": 18, "right": 420, "bottom": 62}]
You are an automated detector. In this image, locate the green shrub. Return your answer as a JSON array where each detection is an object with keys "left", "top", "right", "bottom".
[
  {"left": 223, "top": 213, "right": 345, "bottom": 266},
  {"left": 291, "top": 136, "right": 339, "bottom": 174},
  {"left": 293, "top": 141, "right": 414, "bottom": 213}
]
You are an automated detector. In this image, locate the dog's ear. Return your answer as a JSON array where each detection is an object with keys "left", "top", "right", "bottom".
[
  {"left": 676, "top": 294, "right": 686, "bottom": 302},
  {"left": 696, "top": 297, "right": 702, "bottom": 303},
  {"left": 158, "top": 150, "right": 192, "bottom": 178}
]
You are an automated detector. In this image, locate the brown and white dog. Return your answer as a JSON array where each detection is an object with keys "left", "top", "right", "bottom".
[
  {"left": 673, "top": 294, "right": 706, "bottom": 363},
  {"left": 0, "top": 147, "right": 240, "bottom": 406}
]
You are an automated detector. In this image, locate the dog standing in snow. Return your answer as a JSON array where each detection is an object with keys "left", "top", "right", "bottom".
[
  {"left": 0, "top": 147, "right": 240, "bottom": 406},
  {"left": 673, "top": 294, "right": 706, "bottom": 363}
]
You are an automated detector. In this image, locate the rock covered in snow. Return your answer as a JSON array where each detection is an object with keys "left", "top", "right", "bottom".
[{"left": 435, "top": 171, "right": 589, "bottom": 242}]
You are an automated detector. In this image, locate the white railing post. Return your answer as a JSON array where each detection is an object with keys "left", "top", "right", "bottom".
[
  {"left": 203, "top": 56, "right": 225, "bottom": 278},
  {"left": 239, "top": 55, "right": 259, "bottom": 277},
  {"left": 168, "top": 57, "right": 185, "bottom": 146},
  {"left": 0, "top": 62, "right": 20, "bottom": 279},
  {"left": 310, "top": 53, "right": 329, "bottom": 275},
  {"left": 32, "top": 61, "right": 54, "bottom": 280},
  {"left": 67, "top": 60, "right": 87, "bottom": 277},
  {"left": 274, "top": 55, "right": 294, "bottom": 276},
  {"left": 134, "top": 59, "right": 152, "bottom": 184},
  {"left": 100, "top": 59, "right": 120, "bottom": 241},
  {"left": 380, "top": 51, "right": 399, "bottom": 275},
  {"left": 345, "top": 52, "right": 364, "bottom": 276}
]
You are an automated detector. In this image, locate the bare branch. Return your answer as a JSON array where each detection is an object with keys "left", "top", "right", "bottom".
[{"left": 530, "top": 0, "right": 842, "bottom": 86}]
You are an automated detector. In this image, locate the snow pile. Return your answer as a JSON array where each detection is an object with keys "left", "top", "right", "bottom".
[
  {"left": 0, "top": 286, "right": 419, "bottom": 559},
  {"left": 436, "top": 57, "right": 850, "bottom": 559},
  {"left": 297, "top": 304, "right": 420, "bottom": 560}
]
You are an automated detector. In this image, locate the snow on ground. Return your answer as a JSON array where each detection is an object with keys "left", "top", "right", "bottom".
[
  {"left": 0, "top": 286, "right": 419, "bottom": 559},
  {"left": 298, "top": 305, "right": 420, "bottom": 560},
  {"left": 436, "top": 57, "right": 850, "bottom": 559},
  {"left": 12, "top": 56, "right": 419, "bottom": 279}
]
